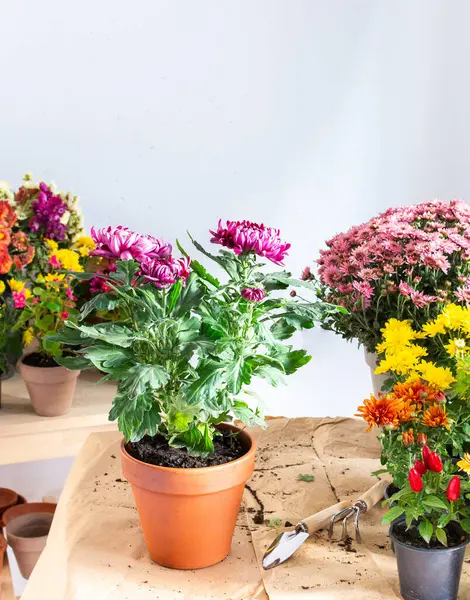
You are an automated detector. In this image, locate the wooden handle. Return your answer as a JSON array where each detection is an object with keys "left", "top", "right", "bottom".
[
  {"left": 355, "top": 479, "right": 389, "bottom": 511},
  {"left": 300, "top": 500, "right": 352, "bottom": 533}
]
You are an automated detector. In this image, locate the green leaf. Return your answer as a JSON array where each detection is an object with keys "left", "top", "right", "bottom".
[
  {"left": 55, "top": 355, "right": 94, "bottom": 370},
  {"left": 254, "top": 365, "right": 285, "bottom": 387},
  {"left": 232, "top": 400, "right": 266, "bottom": 427},
  {"left": 168, "top": 280, "right": 183, "bottom": 311},
  {"left": 42, "top": 338, "right": 62, "bottom": 355},
  {"left": 226, "top": 356, "right": 252, "bottom": 395},
  {"left": 189, "top": 233, "right": 239, "bottom": 279},
  {"left": 275, "top": 349, "right": 311, "bottom": 375},
  {"left": 268, "top": 518, "right": 283, "bottom": 528},
  {"left": 405, "top": 509, "right": 414, "bottom": 529},
  {"left": 381, "top": 506, "right": 405, "bottom": 524},
  {"left": 121, "top": 364, "right": 170, "bottom": 398},
  {"left": 270, "top": 318, "right": 296, "bottom": 340},
  {"left": 436, "top": 527, "right": 448, "bottom": 547},
  {"left": 459, "top": 519, "right": 470, "bottom": 534},
  {"left": 185, "top": 360, "right": 226, "bottom": 405},
  {"left": 84, "top": 345, "right": 132, "bottom": 369},
  {"left": 46, "top": 301, "right": 62, "bottom": 312},
  {"left": 69, "top": 323, "right": 134, "bottom": 347},
  {"left": 297, "top": 474, "right": 315, "bottom": 482},
  {"left": 418, "top": 518, "right": 433, "bottom": 544},
  {"left": 422, "top": 496, "right": 448, "bottom": 511},
  {"left": 130, "top": 403, "right": 162, "bottom": 441},
  {"left": 173, "top": 273, "right": 204, "bottom": 317},
  {"left": 46, "top": 327, "right": 92, "bottom": 346},
  {"left": 80, "top": 293, "right": 119, "bottom": 320},
  {"left": 177, "top": 240, "right": 220, "bottom": 288},
  {"left": 437, "top": 513, "right": 451, "bottom": 529},
  {"left": 109, "top": 260, "right": 140, "bottom": 285},
  {"left": 66, "top": 271, "right": 97, "bottom": 281}
]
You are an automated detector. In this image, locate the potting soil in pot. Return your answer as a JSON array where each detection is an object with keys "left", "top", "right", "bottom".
[
  {"left": 22, "top": 352, "right": 61, "bottom": 368},
  {"left": 127, "top": 428, "right": 246, "bottom": 468},
  {"left": 392, "top": 519, "right": 468, "bottom": 549}
]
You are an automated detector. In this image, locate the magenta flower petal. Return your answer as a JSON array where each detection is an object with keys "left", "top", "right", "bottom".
[
  {"left": 210, "top": 220, "right": 290, "bottom": 265},
  {"left": 91, "top": 226, "right": 172, "bottom": 263},
  {"left": 241, "top": 287, "right": 266, "bottom": 302},
  {"left": 139, "top": 256, "right": 191, "bottom": 288}
]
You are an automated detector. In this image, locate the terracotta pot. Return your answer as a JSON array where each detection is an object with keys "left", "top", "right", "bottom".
[
  {"left": 121, "top": 423, "right": 256, "bottom": 569},
  {"left": 18, "top": 358, "right": 80, "bottom": 416},
  {"left": 3, "top": 503, "right": 56, "bottom": 579},
  {"left": 0, "top": 488, "right": 18, "bottom": 520},
  {"left": 0, "top": 494, "right": 27, "bottom": 528},
  {"left": 364, "top": 349, "right": 389, "bottom": 395}
]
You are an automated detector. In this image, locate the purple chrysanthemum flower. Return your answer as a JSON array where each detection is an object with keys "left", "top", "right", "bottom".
[
  {"left": 91, "top": 226, "right": 172, "bottom": 262},
  {"left": 139, "top": 256, "right": 191, "bottom": 288},
  {"left": 29, "top": 182, "right": 68, "bottom": 240},
  {"left": 241, "top": 287, "right": 266, "bottom": 302},
  {"left": 210, "top": 219, "right": 290, "bottom": 265}
]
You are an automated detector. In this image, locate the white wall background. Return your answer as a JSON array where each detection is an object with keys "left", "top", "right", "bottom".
[{"left": 2, "top": 0, "right": 470, "bottom": 588}]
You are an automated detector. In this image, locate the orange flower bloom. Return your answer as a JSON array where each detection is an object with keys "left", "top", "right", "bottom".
[
  {"left": 11, "top": 231, "right": 29, "bottom": 252},
  {"left": 402, "top": 428, "right": 414, "bottom": 446},
  {"left": 395, "top": 399, "right": 416, "bottom": 423},
  {"left": 392, "top": 378, "right": 443, "bottom": 409},
  {"left": 13, "top": 245, "right": 34, "bottom": 270},
  {"left": 0, "top": 227, "right": 11, "bottom": 246},
  {"left": 0, "top": 245, "right": 12, "bottom": 275},
  {"left": 417, "top": 432, "right": 427, "bottom": 445},
  {"left": 0, "top": 201, "right": 17, "bottom": 228},
  {"left": 421, "top": 404, "right": 450, "bottom": 430},
  {"left": 356, "top": 394, "right": 406, "bottom": 431}
]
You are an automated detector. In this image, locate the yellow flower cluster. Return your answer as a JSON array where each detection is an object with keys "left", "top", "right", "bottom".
[
  {"left": 74, "top": 235, "right": 95, "bottom": 257},
  {"left": 375, "top": 316, "right": 458, "bottom": 391},
  {"left": 50, "top": 249, "right": 84, "bottom": 272},
  {"left": 8, "top": 278, "right": 32, "bottom": 299},
  {"left": 0, "top": 280, "right": 5, "bottom": 295},
  {"left": 23, "top": 327, "right": 34, "bottom": 346}
]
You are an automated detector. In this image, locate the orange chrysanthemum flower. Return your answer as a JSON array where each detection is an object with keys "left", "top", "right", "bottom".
[
  {"left": 0, "top": 200, "right": 17, "bottom": 228},
  {"left": 0, "top": 245, "right": 12, "bottom": 275},
  {"left": 13, "top": 245, "right": 35, "bottom": 270},
  {"left": 356, "top": 394, "right": 405, "bottom": 431},
  {"left": 392, "top": 378, "right": 443, "bottom": 409},
  {"left": 0, "top": 227, "right": 11, "bottom": 246},
  {"left": 402, "top": 428, "right": 414, "bottom": 446},
  {"left": 395, "top": 399, "right": 416, "bottom": 423},
  {"left": 421, "top": 404, "right": 450, "bottom": 430},
  {"left": 11, "top": 231, "right": 29, "bottom": 252}
]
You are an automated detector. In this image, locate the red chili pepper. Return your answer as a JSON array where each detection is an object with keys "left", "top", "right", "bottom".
[
  {"left": 408, "top": 467, "right": 423, "bottom": 492},
  {"left": 447, "top": 476, "right": 461, "bottom": 502},
  {"left": 414, "top": 459, "right": 427, "bottom": 475},
  {"left": 427, "top": 452, "right": 443, "bottom": 473},
  {"left": 417, "top": 433, "right": 427, "bottom": 445},
  {"left": 422, "top": 445, "right": 432, "bottom": 469}
]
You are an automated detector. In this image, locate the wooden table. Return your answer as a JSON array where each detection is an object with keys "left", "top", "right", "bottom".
[{"left": 0, "top": 370, "right": 117, "bottom": 465}]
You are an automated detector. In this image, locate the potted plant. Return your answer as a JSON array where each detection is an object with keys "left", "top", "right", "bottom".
[
  {"left": 54, "top": 220, "right": 339, "bottom": 569},
  {"left": 356, "top": 306, "right": 470, "bottom": 493},
  {"left": 306, "top": 200, "right": 470, "bottom": 393},
  {"left": 384, "top": 449, "right": 470, "bottom": 600},
  {"left": 14, "top": 242, "right": 91, "bottom": 416}
]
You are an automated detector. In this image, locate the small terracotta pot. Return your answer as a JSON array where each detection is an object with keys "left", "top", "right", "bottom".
[
  {"left": 0, "top": 494, "right": 27, "bottom": 528},
  {"left": 121, "top": 423, "right": 256, "bottom": 569},
  {"left": 3, "top": 503, "right": 56, "bottom": 579},
  {"left": 0, "top": 488, "right": 18, "bottom": 521},
  {"left": 18, "top": 358, "right": 80, "bottom": 417}
]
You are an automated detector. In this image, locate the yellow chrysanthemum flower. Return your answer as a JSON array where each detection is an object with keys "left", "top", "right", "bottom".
[
  {"left": 0, "top": 280, "right": 5, "bottom": 295},
  {"left": 44, "top": 238, "right": 59, "bottom": 253},
  {"left": 44, "top": 273, "right": 66, "bottom": 283},
  {"left": 74, "top": 235, "right": 95, "bottom": 257},
  {"left": 376, "top": 319, "right": 423, "bottom": 354},
  {"left": 49, "top": 249, "right": 83, "bottom": 272},
  {"left": 445, "top": 338, "right": 467, "bottom": 357},
  {"left": 375, "top": 345, "right": 427, "bottom": 376},
  {"left": 8, "top": 278, "right": 26, "bottom": 293},
  {"left": 23, "top": 327, "right": 34, "bottom": 346},
  {"left": 422, "top": 317, "right": 448, "bottom": 337},
  {"left": 457, "top": 454, "right": 470, "bottom": 475},
  {"left": 418, "top": 361, "right": 456, "bottom": 391},
  {"left": 441, "top": 304, "right": 470, "bottom": 331}
]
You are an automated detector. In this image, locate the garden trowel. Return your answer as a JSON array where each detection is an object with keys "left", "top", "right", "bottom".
[{"left": 262, "top": 479, "right": 389, "bottom": 570}]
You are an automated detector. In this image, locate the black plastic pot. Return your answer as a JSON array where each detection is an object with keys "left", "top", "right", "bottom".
[{"left": 390, "top": 520, "right": 470, "bottom": 600}]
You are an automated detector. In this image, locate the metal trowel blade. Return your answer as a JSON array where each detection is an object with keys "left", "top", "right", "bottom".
[{"left": 262, "top": 528, "right": 309, "bottom": 570}]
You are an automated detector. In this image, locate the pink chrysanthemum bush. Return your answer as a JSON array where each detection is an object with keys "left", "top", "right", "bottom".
[
  {"left": 310, "top": 200, "right": 470, "bottom": 354},
  {"left": 52, "top": 220, "right": 340, "bottom": 455}
]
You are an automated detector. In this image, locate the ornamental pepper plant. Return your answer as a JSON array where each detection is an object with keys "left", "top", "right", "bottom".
[
  {"left": 356, "top": 306, "right": 470, "bottom": 487},
  {"left": 383, "top": 447, "right": 470, "bottom": 547},
  {"left": 308, "top": 200, "right": 470, "bottom": 354},
  {"left": 52, "top": 221, "right": 341, "bottom": 455}
]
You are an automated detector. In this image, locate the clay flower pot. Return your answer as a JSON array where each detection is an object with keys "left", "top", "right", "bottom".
[
  {"left": 18, "top": 358, "right": 80, "bottom": 417},
  {"left": 3, "top": 502, "right": 56, "bottom": 579},
  {"left": 0, "top": 488, "right": 18, "bottom": 523},
  {"left": 0, "top": 494, "right": 27, "bottom": 528},
  {"left": 121, "top": 423, "right": 256, "bottom": 569},
  {"left": 0, "top": 532, "right": 6, "bottom": 569}
]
